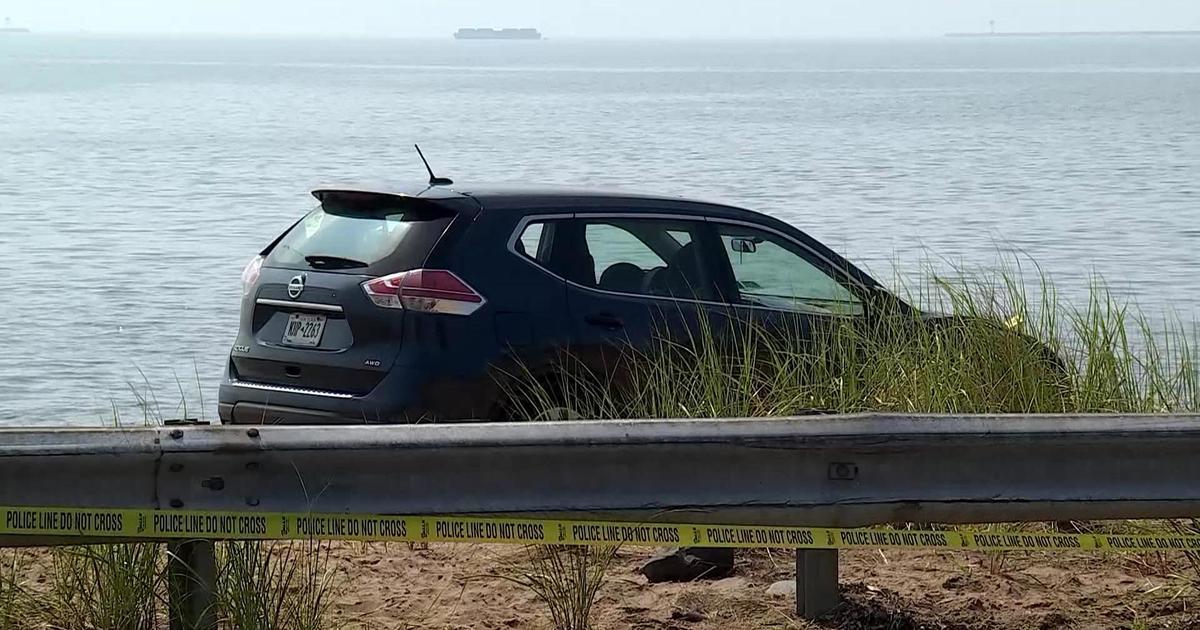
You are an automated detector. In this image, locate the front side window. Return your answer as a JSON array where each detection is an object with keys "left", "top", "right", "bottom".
[{"left": 717, "top": 224, "right": 863, "bottom": 316}]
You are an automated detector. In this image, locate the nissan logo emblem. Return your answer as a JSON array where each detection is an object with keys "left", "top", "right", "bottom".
[{"left": 287, "top": 274, "right": 306, "bottom": 299}]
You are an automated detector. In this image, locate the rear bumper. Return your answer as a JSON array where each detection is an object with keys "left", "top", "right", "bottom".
[
  {"left": 213, "top": 391, "right": 405, "bottom": 424},
  {"left": 219, "top": 399, "right": 362, "bottom": 424},
  {"left": 218, "top": 379, "right": 413, "bottom": 424},
  {"left": 218, "top": 362, "right": 500, "bottom": 425}
]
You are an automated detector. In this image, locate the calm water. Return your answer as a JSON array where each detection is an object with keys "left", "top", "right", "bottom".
[{"left": 1, "top": 35, "right": 1198, "bottom": 425}]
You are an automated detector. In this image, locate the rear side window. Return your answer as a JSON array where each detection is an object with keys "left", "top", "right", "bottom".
[
  {"left": 582, "top": 218, "right": 713, "bottom": 301},
  {"left": 585, "top": 223, "right": 683, "bottom": 278},
  {"left": 515, "top": 216, "right": 718, "bottom": 301},
  {"left": 265, "top": 204, "right": 453, "bottom": 273},
  {"left": 515, "top": 219, "right": 590, "bottom": 284}
]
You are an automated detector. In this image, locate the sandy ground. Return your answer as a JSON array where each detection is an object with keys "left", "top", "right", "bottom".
[{"left": 325, "top": 542, "right": 1200, "bottom": 629}]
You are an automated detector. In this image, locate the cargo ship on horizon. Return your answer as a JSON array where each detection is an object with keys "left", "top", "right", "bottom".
[
  {"left": 454, "top": 27, "right": 541, "bottom": 40},
  {"left": 1, "top": 17, "right": 31, "bottom": 33}
]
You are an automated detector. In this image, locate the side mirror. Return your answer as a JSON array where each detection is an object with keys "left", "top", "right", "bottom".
[{"left": 730, "top": 238, "right": 757, "bottom": 254}]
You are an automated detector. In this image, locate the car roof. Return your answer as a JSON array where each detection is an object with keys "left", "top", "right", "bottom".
[
  {"left": 445, "top": 183, "right": 690, "bottom": 205},
  {"left": 311, "top": 181, "right": 763, "bottom": 220},
  {"left": 310, "top": 181, "right": 892, "bottom": 294}
]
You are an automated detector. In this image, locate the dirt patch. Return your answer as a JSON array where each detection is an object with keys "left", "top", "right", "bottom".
[{"left": 324, "top": 544, "right": 1200, "bottom": 630}]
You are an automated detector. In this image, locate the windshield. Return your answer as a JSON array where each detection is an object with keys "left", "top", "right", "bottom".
[{"left": 264, "top": 205, "right": 454, "bottom": 273}]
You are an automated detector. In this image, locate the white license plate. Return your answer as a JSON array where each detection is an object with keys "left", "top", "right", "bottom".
[{"left": 282, "top": 313, "right": 326, "bottom": 347}]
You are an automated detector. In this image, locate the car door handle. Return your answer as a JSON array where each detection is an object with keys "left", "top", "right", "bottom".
[{"left": 585, "top": 313, "right": 624, "bottom": 330}]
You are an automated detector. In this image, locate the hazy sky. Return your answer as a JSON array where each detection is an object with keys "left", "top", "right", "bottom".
[{"left": 5, "top": 0, "right": 1200, "bottom": 38}]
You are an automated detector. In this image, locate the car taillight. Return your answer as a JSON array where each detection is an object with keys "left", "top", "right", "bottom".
[
  {"left": 361, "top": 269, "right": 485, "bottom": 315},
  {"left": 241, "top": 255, "right": 264, "bottom": 296}
]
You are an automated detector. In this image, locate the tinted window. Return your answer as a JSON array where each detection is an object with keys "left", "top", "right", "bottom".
[
  {"left": 583, "top": 218, "right": 715, "bottom": 300},
  {"left": 518, "top": 222, "right": 544, "bottom": 258},
  {"left": 515, "top": 219, "right": 591, "bottom": 285},
  {"left": 518, "top": 220, "right": 549, "bottom": 260},
  {"left": 586, "top": 223, "right": 668, "bottom": 277},
  {"left": 717, "top": 224, "right": 863, "bottom": 316},
  {"left": 515, "top": 217, "right": 718, "bottom": 301},
  {"left": 266, "top": 204, "right": 453, "bottom": 273}
]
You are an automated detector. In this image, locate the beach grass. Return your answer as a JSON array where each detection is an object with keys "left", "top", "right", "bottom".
[
  {"left": 45, "top": 543, "right": 163, "bottom": 630},
  {"left": 502, "top": 265, "right": 1197, "bottom": 421},
  {"left": 216, "top": 540, "right": 341, "bottom": 630},
  {"left": 492, "top": 545, "right": 620, "bottom": 630},
  {"left": 493, "top": 263, "right": 1199, "bottom": 629},
  {"left": 2, "top": 263, "right": 1198, "bottom": 630}
]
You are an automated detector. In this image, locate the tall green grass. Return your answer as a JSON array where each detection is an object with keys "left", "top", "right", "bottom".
[
  {"left": 3, "top": 264, "right": 1195, "bottom": 630},
  {"left": 0, "top": 541, "right": 341, "bottom": 630},
  {"left": 217, "top": 540, "right": 341, "bottom": 630},
  {"left": 493, "top": 545, "right": 619, "bottom": 630},
  {"left": 46, "top": 544, "right": 163, "bottom": 630},
  {"left": 0, "top": 551, "right": 35, "bottom": 630},
  {"left": 503, "top": 266, "right": 1198, "bottom": 420},
  {"left": 495, "top": 264, "right": 1200, "bottom": 628}
]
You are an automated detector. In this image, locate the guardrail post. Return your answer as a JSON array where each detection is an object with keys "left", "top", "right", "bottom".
[
  {"left": 795, "top": 549, "right": 838, "bottom": 620},
  {"left": 168, "top": 540, "right": 217, "bottom": 630}
]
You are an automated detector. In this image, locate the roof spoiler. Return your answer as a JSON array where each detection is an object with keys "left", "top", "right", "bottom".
[
  {"left": 311, "top": 189, "right": 459, "bottom": 216},
  {"left": 312, "top": 189, "right": 412, "bottom": 204}
]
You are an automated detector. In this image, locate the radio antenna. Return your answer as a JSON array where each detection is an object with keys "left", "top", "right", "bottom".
[{"left": 414, "top": 144, "right": 453, "bottom": 186}]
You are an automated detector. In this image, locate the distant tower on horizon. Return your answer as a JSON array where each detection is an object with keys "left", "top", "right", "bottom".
[{"left": 989, "top": 20, "right": 996, "bottom": 34}]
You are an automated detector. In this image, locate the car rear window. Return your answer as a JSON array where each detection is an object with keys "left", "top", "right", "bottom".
[{"left": 264, "top": 202, "right": 454, "bottom": 274}]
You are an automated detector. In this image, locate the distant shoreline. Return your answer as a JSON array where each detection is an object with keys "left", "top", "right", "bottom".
[{"left": 947, "top": 30, "right": 1200, "bottom": 38}]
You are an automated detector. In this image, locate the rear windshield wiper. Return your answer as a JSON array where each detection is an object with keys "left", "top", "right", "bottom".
[{"left": 304, "top": 255, "right": 369, "bottom": 270}]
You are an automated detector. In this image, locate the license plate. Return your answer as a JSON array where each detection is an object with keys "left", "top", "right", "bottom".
[{"left": 282, "top": 313, "right": 326, "bottom": 347}]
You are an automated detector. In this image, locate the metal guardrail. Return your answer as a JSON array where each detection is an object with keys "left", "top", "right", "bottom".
[
  {"left": 3, "top": 413, "right": 1199, "bottom": 625},
  {"left": 3, "top": 413, "right": 1200, "bottom": 530}
]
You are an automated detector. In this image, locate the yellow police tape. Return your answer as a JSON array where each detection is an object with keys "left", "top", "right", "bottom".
[{"left": 2, "top": 505, "right": 1197, "bottom": 552}]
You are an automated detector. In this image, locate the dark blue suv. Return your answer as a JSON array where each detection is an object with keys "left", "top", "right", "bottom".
[{"left": 218, "top": 184, "right": 895, "bottom": 424}]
